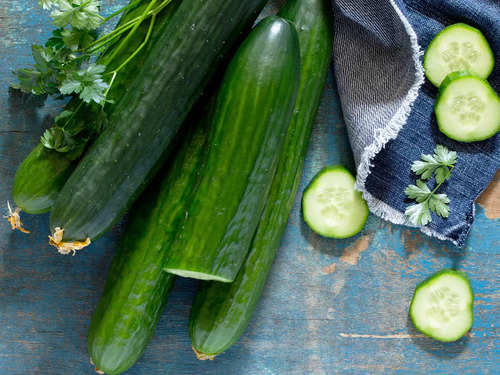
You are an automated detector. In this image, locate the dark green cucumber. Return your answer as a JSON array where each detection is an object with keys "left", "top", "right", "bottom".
[
  {"left": 87, "top": 101, "right": 214, "bottom": 374},
  {"left": 12, "top": 0, "right": 182, "bottom": 214},
  {"left": 164, "top": 16, "right": 301, "bottom": 282},
  {"left": 49, "top": 0, "right": 269, "bottom": 245},
  {"left": 189, "top": 0, "right": 333, "bottom": 357}
]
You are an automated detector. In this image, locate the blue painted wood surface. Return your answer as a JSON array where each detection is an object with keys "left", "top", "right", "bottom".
[{"left": 0, "top": 1, "right": 499, "bottom": 374}]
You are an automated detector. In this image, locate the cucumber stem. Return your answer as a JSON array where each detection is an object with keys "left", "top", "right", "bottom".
[{"left": 5, "top": 201, "right": 30, "bottom": 234}]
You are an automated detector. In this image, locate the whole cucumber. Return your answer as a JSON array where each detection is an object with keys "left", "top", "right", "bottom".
[
  {"left": 189, "top": 0, "right": 334, "bottom": 357},
  {"left": 87, "top": 101, "right": 213, "bottom": 374},
  {"left": 164, "top": 15, "right": 301, "bottom": 282}
]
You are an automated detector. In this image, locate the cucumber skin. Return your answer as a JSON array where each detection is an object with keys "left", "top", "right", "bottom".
[
  {"left": 302, "top": 166, "right": 369, "bottom": 239},
  {"left": 409, "top": 269, "right": 474, "bottom": 342},
  {"left": 13, "top": 144, "right": 74, "bottom": 214},
  {"left": 50, "top": 0, "right": 270, "bottom": 242},
  {"left": 12, "top": 0, "right": 181, "bottom": 215},
  {"left": 424, "top": 23, "right": 495, "bottom": 87},
  {"left": 435, "top": 71, "right": 500, "bottom": 142},
  {"left": 87, "top": 102, "right": 215, "bottom": 374},
  {"left": 164, "top": 16, "right": 301, "bottom": 283},
  {"left": 189, "top": 0, "right": 333, "bottom": 356}
]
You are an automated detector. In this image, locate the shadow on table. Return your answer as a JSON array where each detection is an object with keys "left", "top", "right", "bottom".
[
  {"left": 401, "top": 227, "right": 467, "bottom": 269},
  {"left": 406, "top": 314, "right": 469, "bottom": 359}
]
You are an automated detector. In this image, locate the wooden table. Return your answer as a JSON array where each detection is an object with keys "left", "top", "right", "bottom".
[{"left": 1, "top": 1, "right": 498, "bottom": 374}]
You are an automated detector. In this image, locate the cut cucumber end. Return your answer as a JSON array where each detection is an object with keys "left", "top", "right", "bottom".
[
  {"left": 302, "top": 166, "right": 369, "bottom": 239},
  {"left": 410, "top": 269, "right": 473, "bottom": 342},
  {"left": 424, "top": 23, "right": 494, "bottom": 87},
  {"left": 164, "top": 268, "right": 232, "bottom": 282},
  {"left": 435, "top": 72, "right": 500, "bottom": 142}
]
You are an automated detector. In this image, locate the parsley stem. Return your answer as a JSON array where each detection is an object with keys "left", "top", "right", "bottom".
[
  {"left": 85, "top": 0, "right": 171, "bottom": 54},
  {"left": 104, "top": 0, "right": 159, "bottom": 64},
  {"left": 63, "top": 100, "right": 84, "bottom": 129},
  {"left": 102, "top": 71, "right": 117, "bottom": 108},
  {"left": 428, "top": 165, "right": 454, "bottom": 197},
  {"left": 101, "top": 0, "right": 143, "bottom": 23},
  {"left": 108, "top": 15, "right": 156, "bottom": 76}
]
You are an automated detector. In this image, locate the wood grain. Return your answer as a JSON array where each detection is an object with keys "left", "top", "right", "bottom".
[{"left": 0, "top": 1, "right": 498, "bottom": 374}]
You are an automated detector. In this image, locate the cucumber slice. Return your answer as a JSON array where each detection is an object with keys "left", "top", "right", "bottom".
[
  {"left": 435, "top": 71, "right": 500, "bottom": 142},
  {"left": 410, "top": 269, "right": 474, "bottom": 342},
  {"left": 424, "top": 23, "right": 494, "bottom": 87},
  {"left": 302, "top": 166, "right": 368, "bottom": 238}
]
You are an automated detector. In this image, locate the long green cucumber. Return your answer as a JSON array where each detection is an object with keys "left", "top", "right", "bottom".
[
  {"left": 87, "top": 99, "right": 214, "bottom": 374},
  {"left": 49, "top": 0, "right": 270, "bottom": 248},
  {"left": 189, "top": 0, "right": 334, "bottom": 357},
  {"left": 12, "top": 0, "right": 182, "bottom": 215},
  {"left": 164, "top": 16, "right": 301, "bottom": 282}
]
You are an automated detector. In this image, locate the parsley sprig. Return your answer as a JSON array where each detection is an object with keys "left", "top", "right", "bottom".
[
  {"left": 12, "top": 0, "right": 171, "bottom": 153},
  {"left": 13, "top": 0, "right": 170, "bottom": 104},
  {"left": 404, "top": 145, "right": 457, "bottom": 226}
]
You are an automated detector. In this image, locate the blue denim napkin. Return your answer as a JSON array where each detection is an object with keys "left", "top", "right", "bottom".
[{"left": 332, "top": 0, "right": 499, "bottom": 246}]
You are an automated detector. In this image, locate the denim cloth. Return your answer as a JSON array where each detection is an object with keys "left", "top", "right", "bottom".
[{"left": 332, "top": 0, "right": 500, "bottom": 246}]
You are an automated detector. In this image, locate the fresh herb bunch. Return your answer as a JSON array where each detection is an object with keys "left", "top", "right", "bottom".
[
  {"left": 405, "top": 145, "right": 457, "bottom": 226},
  {"left": 12, "top": 0, "right": 172, "bottom": 152}
]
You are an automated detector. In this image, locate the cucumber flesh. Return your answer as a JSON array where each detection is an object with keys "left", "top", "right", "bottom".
[
  {"left": 302, "top": 166, "right": 368, "bottom": 238},
  {"left": 424, "top": 23, "right": 494, "bottom": 87},
  {"left": 410, "top": 269, "right": 473, "bottom": 342},
  {"left": 435, "top": 72, "right": 500, "bottom": 142}
]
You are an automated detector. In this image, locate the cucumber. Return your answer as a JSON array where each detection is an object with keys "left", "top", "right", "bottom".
[
  {"left": 12, "top": 0, "right": 182, "bottom": 215},
  {"left": 189, "top": 0, "right": 334, "bottom": 358},
  {"left": 49, "top": 0, "right": 270, "bottom": 247},
  {"left": 87, "top": 101, "right": 214, "bottom": 374},
  {"left": 424, "top": 23, "right": 494, "bottom": 87},
  {"left": 410, "top": 269, "right": 474, "bottom": 342},
  {"left": 435, "top": 71, "right": 500, "bottom": 142},
  {"left": 13, "top": 143, "right": 76, "bottom": 214},
  {"left": 302, "top": 166, "right": 368, "bottom": 238},
  {"left": 164, "top": 16, "right": 301, "bottom": 282}
]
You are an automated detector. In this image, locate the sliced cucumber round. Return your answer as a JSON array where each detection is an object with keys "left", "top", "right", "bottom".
[
  {"left": 410, "top": 269, "right": 474, "bottom": 342},
  {"left": 302, "top": 166, "right": 368, "bottom": 239},
  {"left": 424, "top": 23, "right": 494, "bottom": 87},
  {"left": 435, "top": 71, "right": 500, "bottom": 142}
]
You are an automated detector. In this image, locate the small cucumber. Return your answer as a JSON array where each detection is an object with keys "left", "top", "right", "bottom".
[
  {"left": 410, "top": 269, "right": 474, "bottom": 342},
  {"left": 164, "top": 16, "right": 301, "bottom": 282},
  {"left": 302, "top": 166, "right": 368, "bottom": 238},
  {"left": 424, "top": 23, "right": 494, "bottom": 87},
  {"left": 189, "top": 0, "right": 334, "bottom": 358},
  {"left": 435, "top": 71, "right": 500, "bottom": 142}
]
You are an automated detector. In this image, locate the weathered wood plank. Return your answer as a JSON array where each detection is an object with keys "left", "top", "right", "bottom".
[{"left": 0, "top": 1, "right": 498, "bottom": 374}]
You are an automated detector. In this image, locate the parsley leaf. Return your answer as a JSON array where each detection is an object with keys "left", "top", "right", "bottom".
[
  {"left": 411, "top": 144, "right": 457, "bottom": 182},
  {"left": 61, "top": 28, "right": 96, "bottom": 51},
  {"left": 39, "top": 0, "right": 60, "bottom": 10},
  {"left": 12, "top": 44, "right": 66, "bottom": 95},
  {"left": 404, "top": 180, "right": 431, "bottom": 202},
  {"left": 41, "top": 126, "right": 76, "bottom": 152},
  {"left": 51, "top": 0, "right": 103, "bottom": 30},
  {"left": 404, "top": 145, "right": 456, "bottom": 226},
  {"left": 428, "top": 193, "right": 450, "bottom": 218},
  {"left": 60, "top": 64, "right": 109, "bottom": 104},
  {"left": 45, "top": 28, "right": 66, "bottom": 50},
  {"left": 405, "top": 202, "right": 432, "bottom": 226}
]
